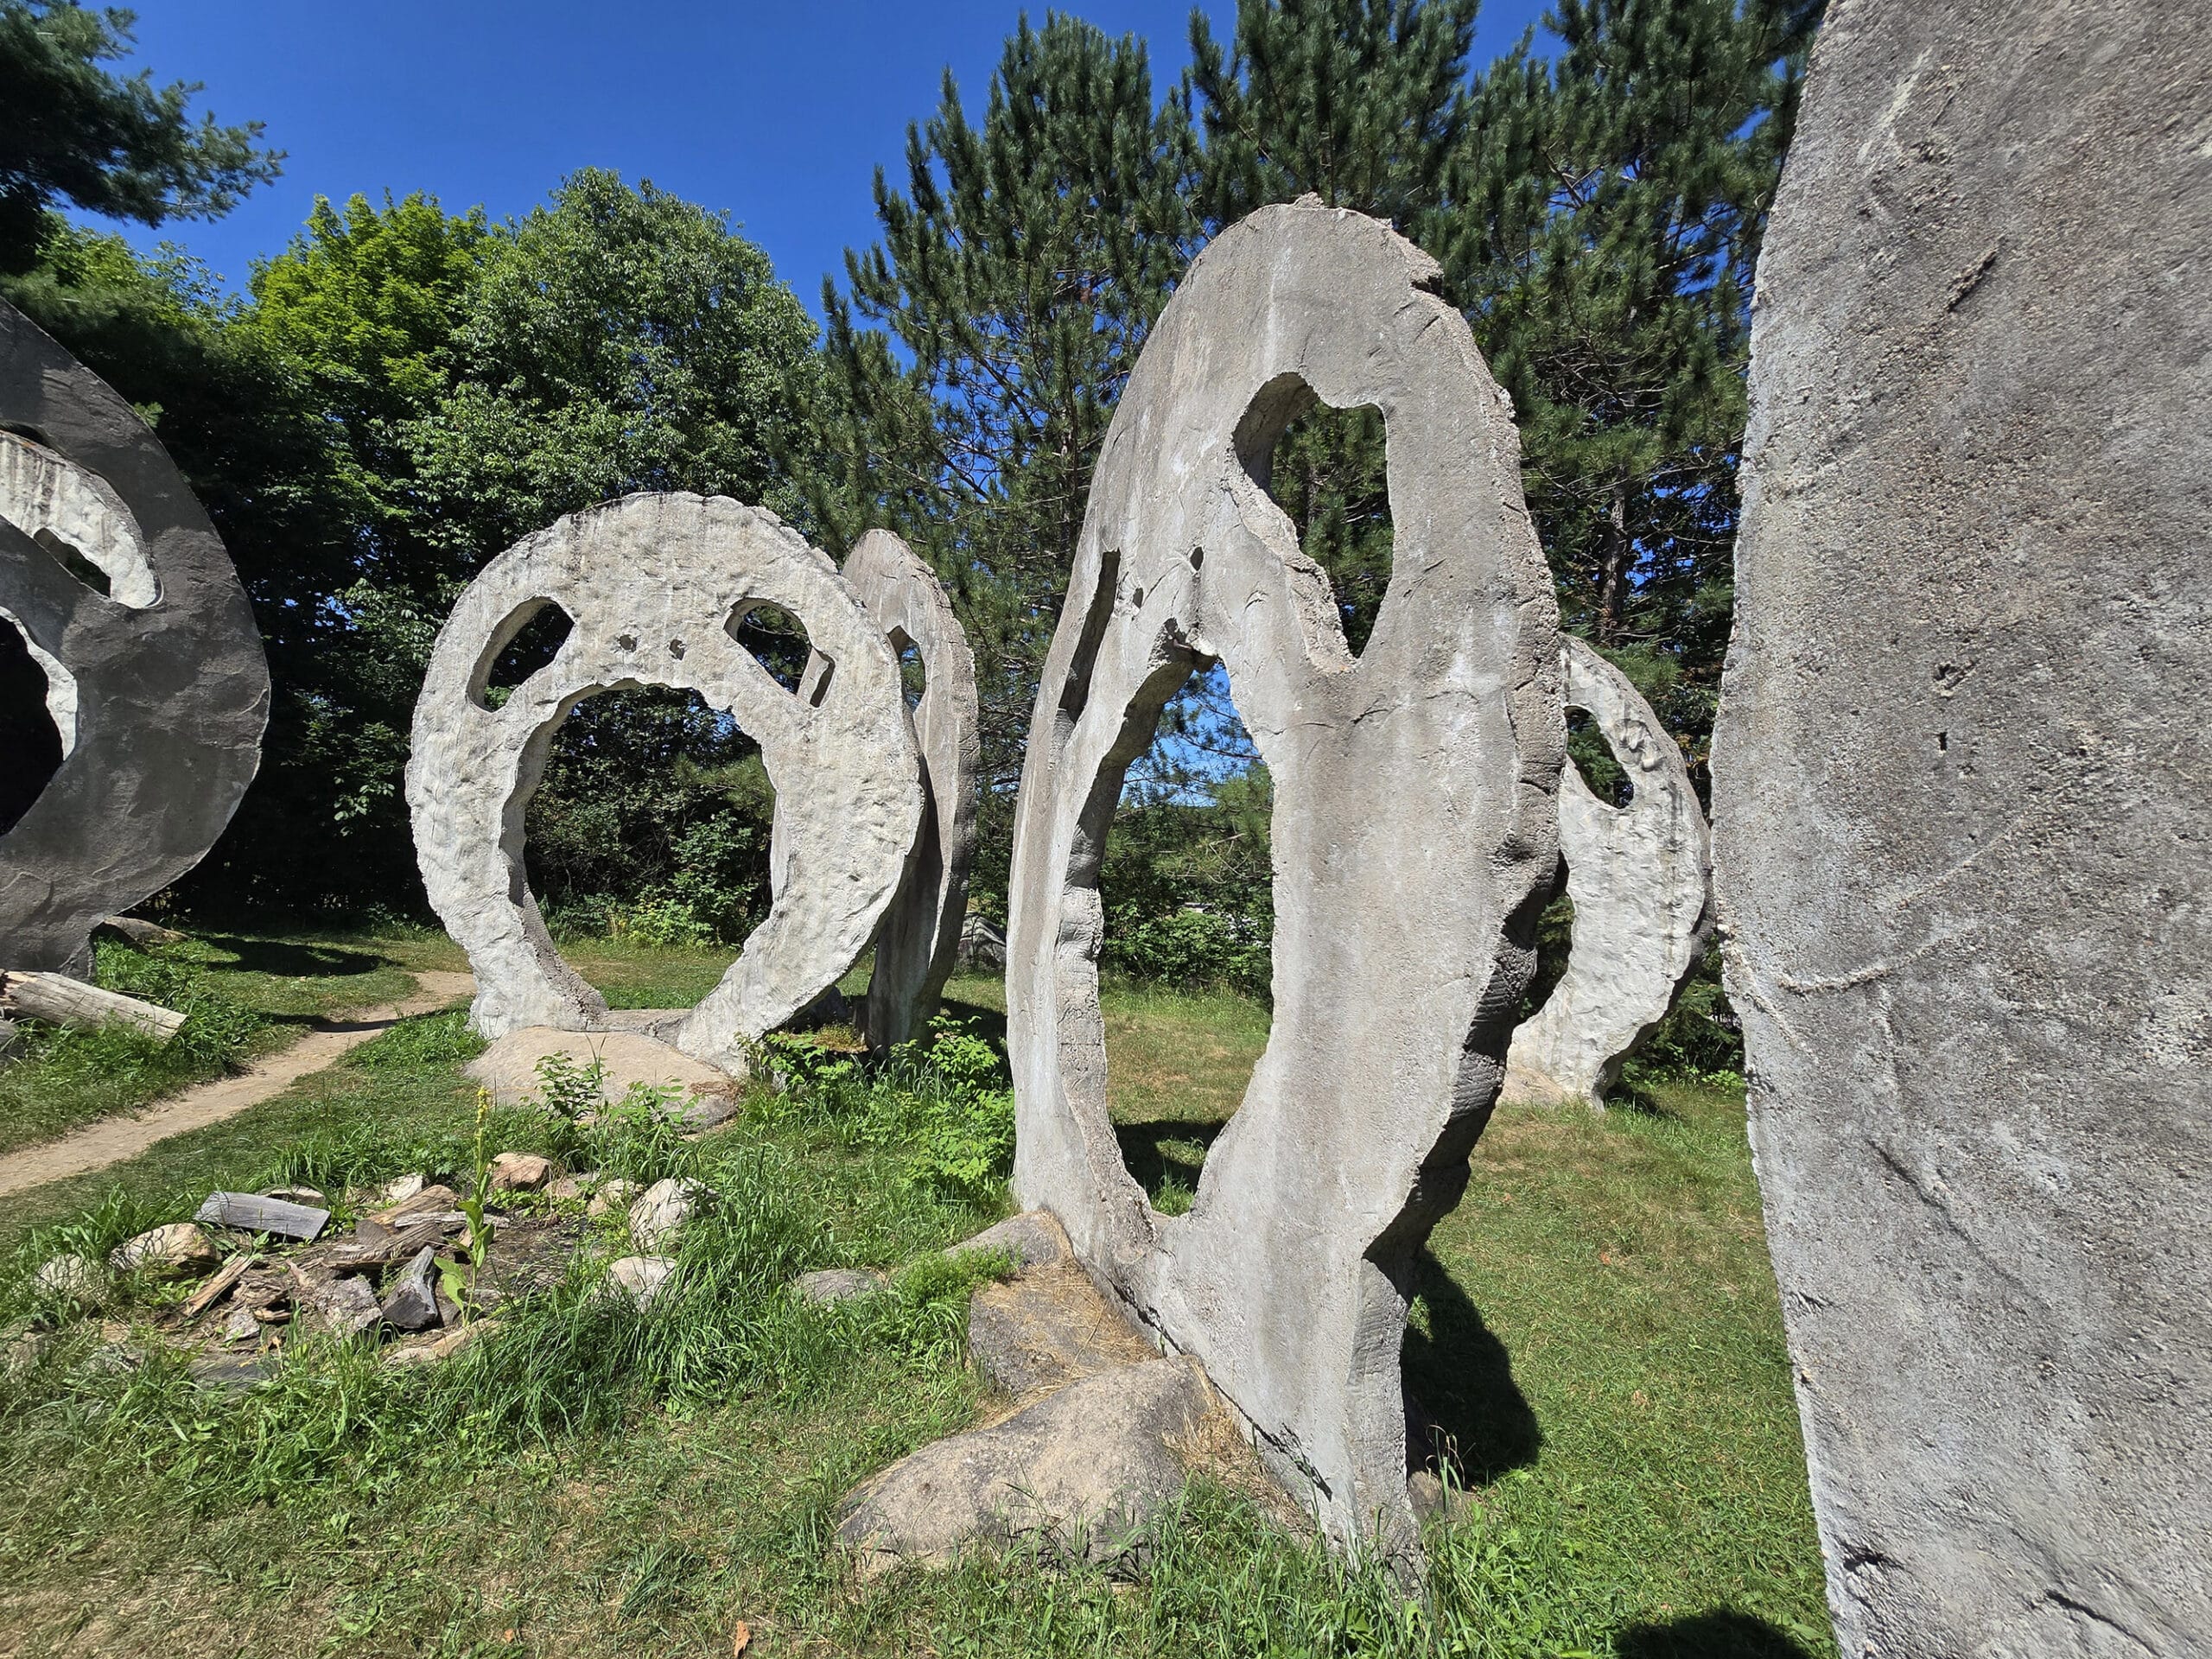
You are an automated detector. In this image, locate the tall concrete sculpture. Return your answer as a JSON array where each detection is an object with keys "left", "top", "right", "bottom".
[
  {"left": 1504, "top": 638, "right": 1709, "bottom": 1108},
  {"left": 0, "top": 299, "right": 268, "bottom": 975},
  {"left": 802, "top": 529, "right": 979, "bottom": 1053},
  {"left": 1710, "top": 0, "right": 2211, "bottom": 1649},
  {"left": 408, "top": 493, "right": 921, "bottom": 1076},
  {"left": 1006, "top": 200, "right": 1561, "bottom": 1563}
]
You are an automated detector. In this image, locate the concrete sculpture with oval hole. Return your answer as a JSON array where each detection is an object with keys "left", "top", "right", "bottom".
[
  {"left": 800, "top": 528, "right": 979, "bottom": 1054},
  {"left": 0, "top": 298, "right": 269, "bottom": 975},
  {"left": 1503, "top": 637, "right": 1710, "bottom": 1109},
  {"left": 407, "top": 493, "right": 922, "bottom": 1077},
  {"left": 1006, "top": 200, "right": 1562, "bottom": 1567}
]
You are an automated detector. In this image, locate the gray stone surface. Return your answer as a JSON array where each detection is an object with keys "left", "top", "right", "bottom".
[
  {"left": 793, "top": 1268, "right": 886, "bottom": 1306},
  {"left": 605, "top": 1255, "right": 677, "bottom": 1308},
  {"left": 626, "top": 1177, "right": 696, "bottom": 1253},
  {"left": 108, "top": 1223, "right": 218, "bottom": 1279},
  {"left": 1504, "top": 639, "right": 1709, "bottom": 1108},
  {"left": 968, "top": 1258, "right": 1158, "bottom": 1401},
  {"left": 406, "top": 493, "right": 921, "bottom": 1075},
  {"left": 954, "top": 1209, "right": 1073, "bottom": 1272},
  {"left": 810, "top": 530, "right": 979, "bottom": 1052},
  {"left": 0, "top": 300, "right": 268, "bottom": 976},
  {"left": 1005, "top": 200, "right": 1560, "bottom": 1565},
  {"left": 1709, "top": 2, "right": 2212, "bottom": 1650},
  {"left": 837, "top": 1356, "right": 1213, "bottom": 1576}
]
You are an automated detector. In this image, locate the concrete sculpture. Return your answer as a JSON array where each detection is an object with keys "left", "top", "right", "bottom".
[
  {"left": 1504, "top": 638, "right": 1708, "bottom": 1108},
  {"left": 0, "top": 299, "right": 268, "bottom": 975},
  {"left": 802, "top": 528, "right": 979, "bottom": 1052},
  {"left": 1710, "top": 0, "right": 2211, "bottom": 1649},
  {"left": 1006, "top": 200, "right": 1561, "bottom": 1564},
  {"left": 408, "top": 493, "right": 920, "bottom": 1075}
]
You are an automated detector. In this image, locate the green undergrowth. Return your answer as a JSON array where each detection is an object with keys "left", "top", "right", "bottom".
[
  {"left": 0, "top": 938, "right": 1832, "bottom": 1659},
  {"left": 0, "top": 931, "right": 423, "bottom": 1158}
]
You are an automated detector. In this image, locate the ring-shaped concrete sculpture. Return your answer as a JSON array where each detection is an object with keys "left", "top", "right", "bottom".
[
  {"left": 407, "top": 493, "right": 921, "bottom": 1076},
  {"left": 1503, "top": 637, "right": 1710, "bottom": 1108},
  {"left": 803, "top": 529, "right": 980, "bottom": 1053},
  {"left": 1006, "top": 200, "right": 1562, "bottom": 1567},
  {"left": 0, "top": 299, "right": 269, "bottom": 975}
]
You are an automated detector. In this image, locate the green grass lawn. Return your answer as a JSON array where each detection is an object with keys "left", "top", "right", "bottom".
[{"left": 0, "top": 934, "right": 1833, "bottom": 1658}]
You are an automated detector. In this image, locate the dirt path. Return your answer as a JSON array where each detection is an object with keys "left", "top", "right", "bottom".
[{"left": 0, "top": 969, "right": 476, "bottom": 1202}]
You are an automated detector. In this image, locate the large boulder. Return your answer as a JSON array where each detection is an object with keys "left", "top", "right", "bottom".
[{"left": 1710, "top": 0, "right": 2212, "bottom": 1648}]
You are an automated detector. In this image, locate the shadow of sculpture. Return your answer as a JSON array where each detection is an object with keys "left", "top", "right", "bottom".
[
  {"left": 194, "top": 935, "right": 392, "bottom": 981},
  {"left": 1400, "top": 1249, "right": 1541, "bottom": 1483},
  {"left": 1113, "top": 1116, "right": 1227, "bottom": 1203},
  {"left": 1616, "top": 1610, "right": 1822, "bottom": 1659}
]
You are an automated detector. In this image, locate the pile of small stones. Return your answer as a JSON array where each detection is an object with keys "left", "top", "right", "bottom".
[{"left": 19, "top": 1157, "right": 702, "bottom": 1390}]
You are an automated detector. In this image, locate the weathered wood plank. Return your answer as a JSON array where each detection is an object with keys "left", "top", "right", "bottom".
[
  {"left": 194, "top": 1192, "right": 330, "bottom": 1241},
  {"left": 179, "top": 1251, "right": 257, "bottom": 1322}
]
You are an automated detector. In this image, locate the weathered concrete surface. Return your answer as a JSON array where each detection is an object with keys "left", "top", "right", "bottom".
[
  {"left": 1505, "top": 638, "right": 1709, "bottom": 1108},
  {"left": 808, "top": 530, "right": 979, "bottom": 1052},
  {"left": 1709, "top": 2, "right": 2212, "bottom": 1650},
  {"left": 407, "top": 493, "right": 921, "bottom": 1075},
  {"left": 1005, "top": 200, "right": 1560, "bottom": 1565},
  {"left": 0, "top": 300, "right": 269, "bottom": 975}
]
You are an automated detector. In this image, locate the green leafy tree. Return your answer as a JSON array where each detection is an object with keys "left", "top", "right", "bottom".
[
  {"left": 0, "top": 1, "right": 279, "bottom": 271},
  {"left": 809, "top": 15, "right": 1202, "bottom": 910}
]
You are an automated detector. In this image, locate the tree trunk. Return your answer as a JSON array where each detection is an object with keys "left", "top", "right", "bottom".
[
  {"left": 0, "top": 971, "right": 186, "bottom": 1041},
  {"left": 1596, "top": 471, "right": 1631, "bottom": 645}
]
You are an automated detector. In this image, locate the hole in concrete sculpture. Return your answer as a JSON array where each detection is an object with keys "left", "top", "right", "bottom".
[
  {"left": 1102, "top": 661, "right": 1271, "bottom": 1216},
  {"left": 1566, "top": 706, "right": 1634, "bottom": 808},
  {"left": 726, "top": 601, "right": 811, "bottom": 693},
  {"left": 524, "top": 685, "right": 775, "bottom": 950},
  {"left": 1263, "top": 399, "right": 1394, "bottom": 658},
  {"left": 0, "top": 613, "right": 64, "bottom": 836},
  {"left": 476, "top": 599, "right": 575, "bottom": 709},
  {"left": 0, "top": 427, "right": 160, "bottom": 609},
  {"left": 892, "top": 632, "right": 925, "bottom": 711},
  {"left": 34, "top": 528, "right": 110, "bottom": 597}
]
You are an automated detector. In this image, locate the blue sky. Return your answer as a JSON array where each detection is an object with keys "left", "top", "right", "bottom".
[{"left": 99, "top": 1, "right": 1554, "bottom": 317}]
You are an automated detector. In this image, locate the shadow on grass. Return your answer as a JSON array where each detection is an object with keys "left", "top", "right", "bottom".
[
  {"left": 1402, "top": 1249, "right": 1541, "bottom": 1482},
  {"left": 1113, "top": 1117, "right": 1225, "bottom": 1198},
  {"left": 1617, "top": 1611, "right": 1821, "bottom": 1659},
  {"left": 938, "top": 995, "right": 1009, "bottom": 1055},
  {"left": 194, "top": 935, "right": 394, "bottom": 980}
]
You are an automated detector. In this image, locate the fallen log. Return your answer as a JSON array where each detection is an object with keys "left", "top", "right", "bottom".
[{"left": 0, "top": 970, "right": 185, "bottom": 1041}]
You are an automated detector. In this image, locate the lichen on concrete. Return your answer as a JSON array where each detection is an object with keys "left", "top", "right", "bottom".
[
  {"left": 1504, "top": 637, "right": 1709, "bottom": 1108},
  {"left": 407, "top": 493, "right": 920, "bottom": 1076},
  {"left": 1005, "top": 199, "right": 1561, "bottom": 1569},
  {"left": 0, "top": 299, "right": 269, "bottom": 976}
]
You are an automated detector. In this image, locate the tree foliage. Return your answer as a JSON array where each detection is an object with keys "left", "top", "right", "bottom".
[{"left": 0, "top": 1, "right": 280, "bottom": 272}]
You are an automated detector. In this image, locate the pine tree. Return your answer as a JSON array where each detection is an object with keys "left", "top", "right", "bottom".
[
  {"left": 1446, "top": 0, "right": 1821, "bottom": 768},
  {"left": 809, "top": 15, "right": 1201, "bottom": 907}
]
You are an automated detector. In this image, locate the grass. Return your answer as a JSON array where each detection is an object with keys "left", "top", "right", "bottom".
[{"left": 0, "top": 932, "right": 1834, "bottom": 1658}]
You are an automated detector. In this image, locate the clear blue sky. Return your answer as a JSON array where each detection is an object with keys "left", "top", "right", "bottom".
[{"left": 100, "top": 1, "right": 1554, "bottom": 317}]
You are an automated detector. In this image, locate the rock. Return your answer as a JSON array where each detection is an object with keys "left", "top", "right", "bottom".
[
  {"left": 1503, "top": 639, "right": 1710, "bottom": 1109},
  {"left": 32, "top": 1253, "right": 100, "bottom": 1306},
  {"left": 838, "top": 1357, "right": 1216, "bottom": 1576},
  {"left": 406, "top": 493, "right": 923, "bottom": 1077},
  {"left": 967, "top": 1260, "right": 1155, "bottom": 1401},
  {"left": 0, "top": 300, "right": 269, "bottom": 980},
  {"left": 96, "top": 914, "right": 186, "bottom": 948},
  {"left": 379, "top": 1246, "right": 440, "bottom": 1332},
  {"left": 486, "top": 1151, "right": 555, "bottom": 1192},
  {"left": 107, "top": 1223, "right": 218, "bottom": 1279},
  {"left": 194, "top": 1192, "right": 329, "bottom": 1241},
  {"left": 369, "top": 1184, "right": 459, "bottom": 1228},
  {"left": 1708, "top": 2, "right": 2212, "bottom": 1649},
  {"left": 546, "top": 1173, "right": 590, "bottom": 1202},
  {"left": 675, "top": 1096, "right": 738, "bottom": 1133},
  {"left": 1004, "top": 200, "right": 1560, "bottom": 1566},
  {"left": 373, "top": 1173, "right": 426, "bottom": 1207},
  {"left": 957, "top": 912, "right": 1007, "bottom": 972},
  {"left": 794, "top": 1268, "right": 887, "bottom": 1306},
  {"left": 190, "top": 1349, "right": 276, "bottom": 1394},
  {"left": 627, "top": 1177, "right": 696, "bottom": 1252},
  {"left": 300, "top": 1274, "right": 381, "bottom": 1339},
  {"left": 465, "top": 1027, "right": 737, "bottom": 1111},
  {"left": 222, "top": 1306, "right": 259, "bottom": 1343},
  {"left": 953, "top": 1210, "right": 1071, "bottom": 1273},
  {"left": 605, "top": 1255, "right": 677, "bottom": 1308},
  {"left": 587, "top": 1179, "right": 640, "bottom": 1219},
  {"left": 831, "top": 531, "right": 981, "bottom": 1056},
  {"left": 259, "top": 1185, "right": 325, "bottom": 1205},
  {"left": 382, "top": 1318, "right": 500, "bottom": 1369}
]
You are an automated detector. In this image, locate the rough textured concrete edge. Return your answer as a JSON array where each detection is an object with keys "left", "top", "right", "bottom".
[
  {"left": 1711, "top": 0, "right": 2212, "bottom": 1650},
  {"left": 1005, "top": 199, "right": 1561, "bottom": 1569},
  {"left": 804, "top": 528, "right": 980, "bottom": 1052},
  {"left": 0, "top": 298, "right": 269, "bottom": 975},
  {"left": 1504, "top": 637, "right": 1710, "bottom": 1108},
  {"left": 406, "top": 493, "right": 920, "bottom": 1075}
]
